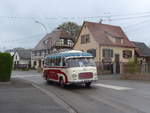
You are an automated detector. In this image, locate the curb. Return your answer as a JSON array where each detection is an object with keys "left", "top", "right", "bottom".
[
  {"left": 32, "top": 83, "right": 78, "bottom": 113},
  {"left": 0, "top": 81, "right": 11, "bottom": 85}
]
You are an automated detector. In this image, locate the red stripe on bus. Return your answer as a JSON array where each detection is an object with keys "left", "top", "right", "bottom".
[
  {"left": 44, "top": 66, "right": 67, "bottom": 68},
  {"left": 45, "top": 69, "right": 68, "bottom": 83}
]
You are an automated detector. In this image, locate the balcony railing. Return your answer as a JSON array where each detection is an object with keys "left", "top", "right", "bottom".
[{"left": 55, "top": 42, "right": 73, "bottom": 48}]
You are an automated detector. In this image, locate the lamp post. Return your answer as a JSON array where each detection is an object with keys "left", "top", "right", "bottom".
[
  {"left": 35, "top": 20, "right": 48, "bottom": 34},
  {"left": 35, "top": 20, "right": 48, "bottom": 68}
]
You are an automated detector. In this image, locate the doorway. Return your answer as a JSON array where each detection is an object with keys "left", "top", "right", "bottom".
[{"left": 115, "top": 54, "right": 120, "bottom": 74}]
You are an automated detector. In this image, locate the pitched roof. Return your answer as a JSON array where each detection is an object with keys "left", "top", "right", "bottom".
[
  {"left": 132, "top": 41, "right": 150, "bottom": 57},
  {"left": 16, "top": 49, "right": 31, "bottom": 60},
  {"left": 5, "top": 48, "right": 25, "bottom": 53},
  {"left": 81, "top": 21, "right": 135, "bottom": 48},
  {"left": 34, "top": 28, "right": 70, "bottom": 50}
]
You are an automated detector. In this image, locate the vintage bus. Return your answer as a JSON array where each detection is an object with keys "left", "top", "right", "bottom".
[{"left": 43, "top": 50, "right": 98, "bottom": 87}]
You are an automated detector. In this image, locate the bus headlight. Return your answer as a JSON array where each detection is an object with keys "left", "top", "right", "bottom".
[{"left": 72, "top": 74, "right": 77, "bottom": 79}]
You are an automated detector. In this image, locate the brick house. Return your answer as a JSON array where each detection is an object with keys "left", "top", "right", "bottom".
[
  {"left": 31, "top": 28, "right": 73, "bottom": 69},
  {"left": 74, "top": 21, "right": 135, "bottom": 74}
]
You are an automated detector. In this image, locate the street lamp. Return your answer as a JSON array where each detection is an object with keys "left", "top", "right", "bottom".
[
  {"left": 35, "top": 20, "right": 48, "bottom": 68},
  {"left": 35, "top": 20, "right": 48, "bottom": 34}
]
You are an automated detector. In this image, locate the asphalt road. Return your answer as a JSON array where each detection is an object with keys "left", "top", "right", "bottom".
[
  {"left": 0, "top": 78, "right": 68, "bottom": 113},
  {"left": 12, "top": 71, "right": 150, "bottom": 113}
]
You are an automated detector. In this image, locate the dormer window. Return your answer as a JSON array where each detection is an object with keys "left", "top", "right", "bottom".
[
  {"left": 43, "top": 40, "right": 49, "bottom": 45},
  {"left": 105, "top": 31, "right": 123, "bottom": 44},
  {"left": 115, "top": 38, "right": 121, "bottom": 44}
]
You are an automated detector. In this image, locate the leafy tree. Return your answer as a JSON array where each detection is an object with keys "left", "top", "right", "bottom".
[{"left": 59, "top": 22, "right": 81, "bottom": 42}]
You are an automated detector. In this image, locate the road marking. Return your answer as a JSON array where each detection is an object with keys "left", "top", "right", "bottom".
[
  {"left": 93, "top": 83, "right": 133, "bottom": 90},
  {"left": 12, "top": 75, "right": 40, "bottom": 78}
]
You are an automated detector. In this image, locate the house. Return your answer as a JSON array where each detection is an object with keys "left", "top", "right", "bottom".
[
  {"left": 132, "top": 41, "right": 150, "bottom": 64},
  {"left": 74, "top": 21, "right": 135, "bottom": 74},
  {"left": 31, "top": 27, "right": 73, "bottom": 69},
  {"left": 6, "top": 48, "right": 32, "bottom": 69}
]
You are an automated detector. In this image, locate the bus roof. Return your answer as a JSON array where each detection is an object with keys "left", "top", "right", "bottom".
[{"left": 45, "top": 50, "right": 93, "bottom": 59}]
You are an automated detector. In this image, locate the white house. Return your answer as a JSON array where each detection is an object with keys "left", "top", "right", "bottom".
[{"left": 6, "top": 48, "right": 32, "bottom": 69}]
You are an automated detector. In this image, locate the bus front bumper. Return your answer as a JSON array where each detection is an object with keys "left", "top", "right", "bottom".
[{"left": 67, "top": 78, "right": 98, "bottom": 84}]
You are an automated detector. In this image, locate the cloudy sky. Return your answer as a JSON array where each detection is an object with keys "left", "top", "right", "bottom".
[{"left": 0, "top": 0, "right": 150, "bottom": 51}]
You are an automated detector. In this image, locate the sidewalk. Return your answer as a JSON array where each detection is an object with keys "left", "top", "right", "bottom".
[
  {"left": 0, "top": 78, "right": 68, "bottom": 113},
  {"left": 98, "top": 74, "right": 121, "bottom": 80}
]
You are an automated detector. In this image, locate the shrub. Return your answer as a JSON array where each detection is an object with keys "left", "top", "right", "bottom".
[
  {"left": 37, "top": 67, "right": 43, "bottom": 73},
  {"left": 126, "top": 57, "right": 139, "bottom": 74},
  {"left": 21, "top": 68, "right": 29, "bottom": 71},
  {"left": 0, "top": 53, "right": 13, "bottom": 82}
]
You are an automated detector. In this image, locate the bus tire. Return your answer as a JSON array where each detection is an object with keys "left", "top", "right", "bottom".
[
  {"left": 45, "top": 76, "right": 51, "bottom": 84},
  {"left": 45, "top": 76, "right": 49, "bottom": 83},
  {"left": 85, "top": 82, "right": 91, "bottom": 87},
  {"left": 59, "top": 77, "right": 65, "bottom": 87}
]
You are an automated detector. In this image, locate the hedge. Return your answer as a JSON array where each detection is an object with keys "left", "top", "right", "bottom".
[{"left": 0, "top": 53, "right": 13, "bottom": 82}]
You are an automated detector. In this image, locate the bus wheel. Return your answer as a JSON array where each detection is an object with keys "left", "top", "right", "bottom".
[
  {"left": 45, "top": 76, "right": 49, "bottom": 83},
  {"left": 59, "top": 77, "right": 65, "bottom": 87},
  {"left": 85, "top": 82, "right": 91, "bottom": 87},
  {"left": 45, "top": 76, "right": 51, "bottom": 84}
]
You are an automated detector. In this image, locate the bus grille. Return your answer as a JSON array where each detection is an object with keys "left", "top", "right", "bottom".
[{"left": 79, "top": 72, "right": 93, "bottom": 79}]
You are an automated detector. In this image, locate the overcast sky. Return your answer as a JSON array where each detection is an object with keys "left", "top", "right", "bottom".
[{"left": 1, "top": 0, "right": 150, "bottom": 51}]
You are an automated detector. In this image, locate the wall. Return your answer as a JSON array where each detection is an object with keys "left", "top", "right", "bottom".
[
  {"left": 74, "top": 24, "right": 100, "bottom": 61},
  {"left": 100, "top": 46, "right": 135, "bottom": 63}
]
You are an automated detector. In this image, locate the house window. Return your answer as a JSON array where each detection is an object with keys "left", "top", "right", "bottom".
[
  {"left": 116, "top": 38, "right": 121, "bottom": 44},
  {"left": 16, "top": 55, "right": 17, "bottom": 60},
  {"left": 39, "top": 51, "right": 42, "bottom": 56},
  {"left": 34, "top": 61, "right": 36, "bottom": 66},
  {"left": 43, "top": 39, "right": 49, "bottom": 45},
  {"left": 64, "top": 39, "right": 68, "bottom": 45},
  {"left": 35, "top": 52, "right": 37, "bottom": 56},
  {"left": 81, "top": 34, "right": 90, "bottom": 44},
  {"left": 123, "top": 50, "right": 132, "bottom": 59},
  {"left": 68, "top": 39, "right": 73, "bottom": 46},
  {"left": 103, "top": 49, "right": 113, "bottom": 58},
  {"left": 87, "top": 49, "right": 96, "bottom": 58}
]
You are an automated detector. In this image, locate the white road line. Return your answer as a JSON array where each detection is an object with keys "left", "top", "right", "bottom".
[
  {"left": 12, "top": 75, "right": 40, "bottom": 78},
  {"left": 93, "top": 83, "right": 133, "bottom": 90}
]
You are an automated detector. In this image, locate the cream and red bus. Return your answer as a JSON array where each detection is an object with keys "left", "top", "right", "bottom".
[{"left": 43, "top": 50, "right": 98, "bottom": 87}]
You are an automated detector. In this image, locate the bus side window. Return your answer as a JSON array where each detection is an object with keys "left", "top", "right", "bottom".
[
  {"left": 48, "top": 59, "right": 52, "bottom": 66},
  {"left": 55, "top": 58, "right": 59, "bottom": 66},
  {"left": 62, "top": 58, "right": 66, "bottom": 66},
  {"left": 56, "top": 58, "right": 61, "bottom": 66},
  {"left": 52, "top": 58, "right": 55, "bottom": 66}
]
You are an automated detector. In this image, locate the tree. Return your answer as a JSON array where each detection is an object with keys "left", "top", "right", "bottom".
[{"left": 59, "top": 22, "right": 81, "bottom": 42}]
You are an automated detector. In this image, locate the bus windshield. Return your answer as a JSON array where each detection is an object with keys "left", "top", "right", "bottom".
[{"left": 65, "top": 57, "right": 96, "bottom": 67}]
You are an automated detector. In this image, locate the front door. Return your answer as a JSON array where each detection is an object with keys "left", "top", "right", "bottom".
[
  {"left": 39, "top": 60, "right": 41, "bottom": 68},
  {"left": 115, "top": 54, "right": 120, "bottom": 74}
]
